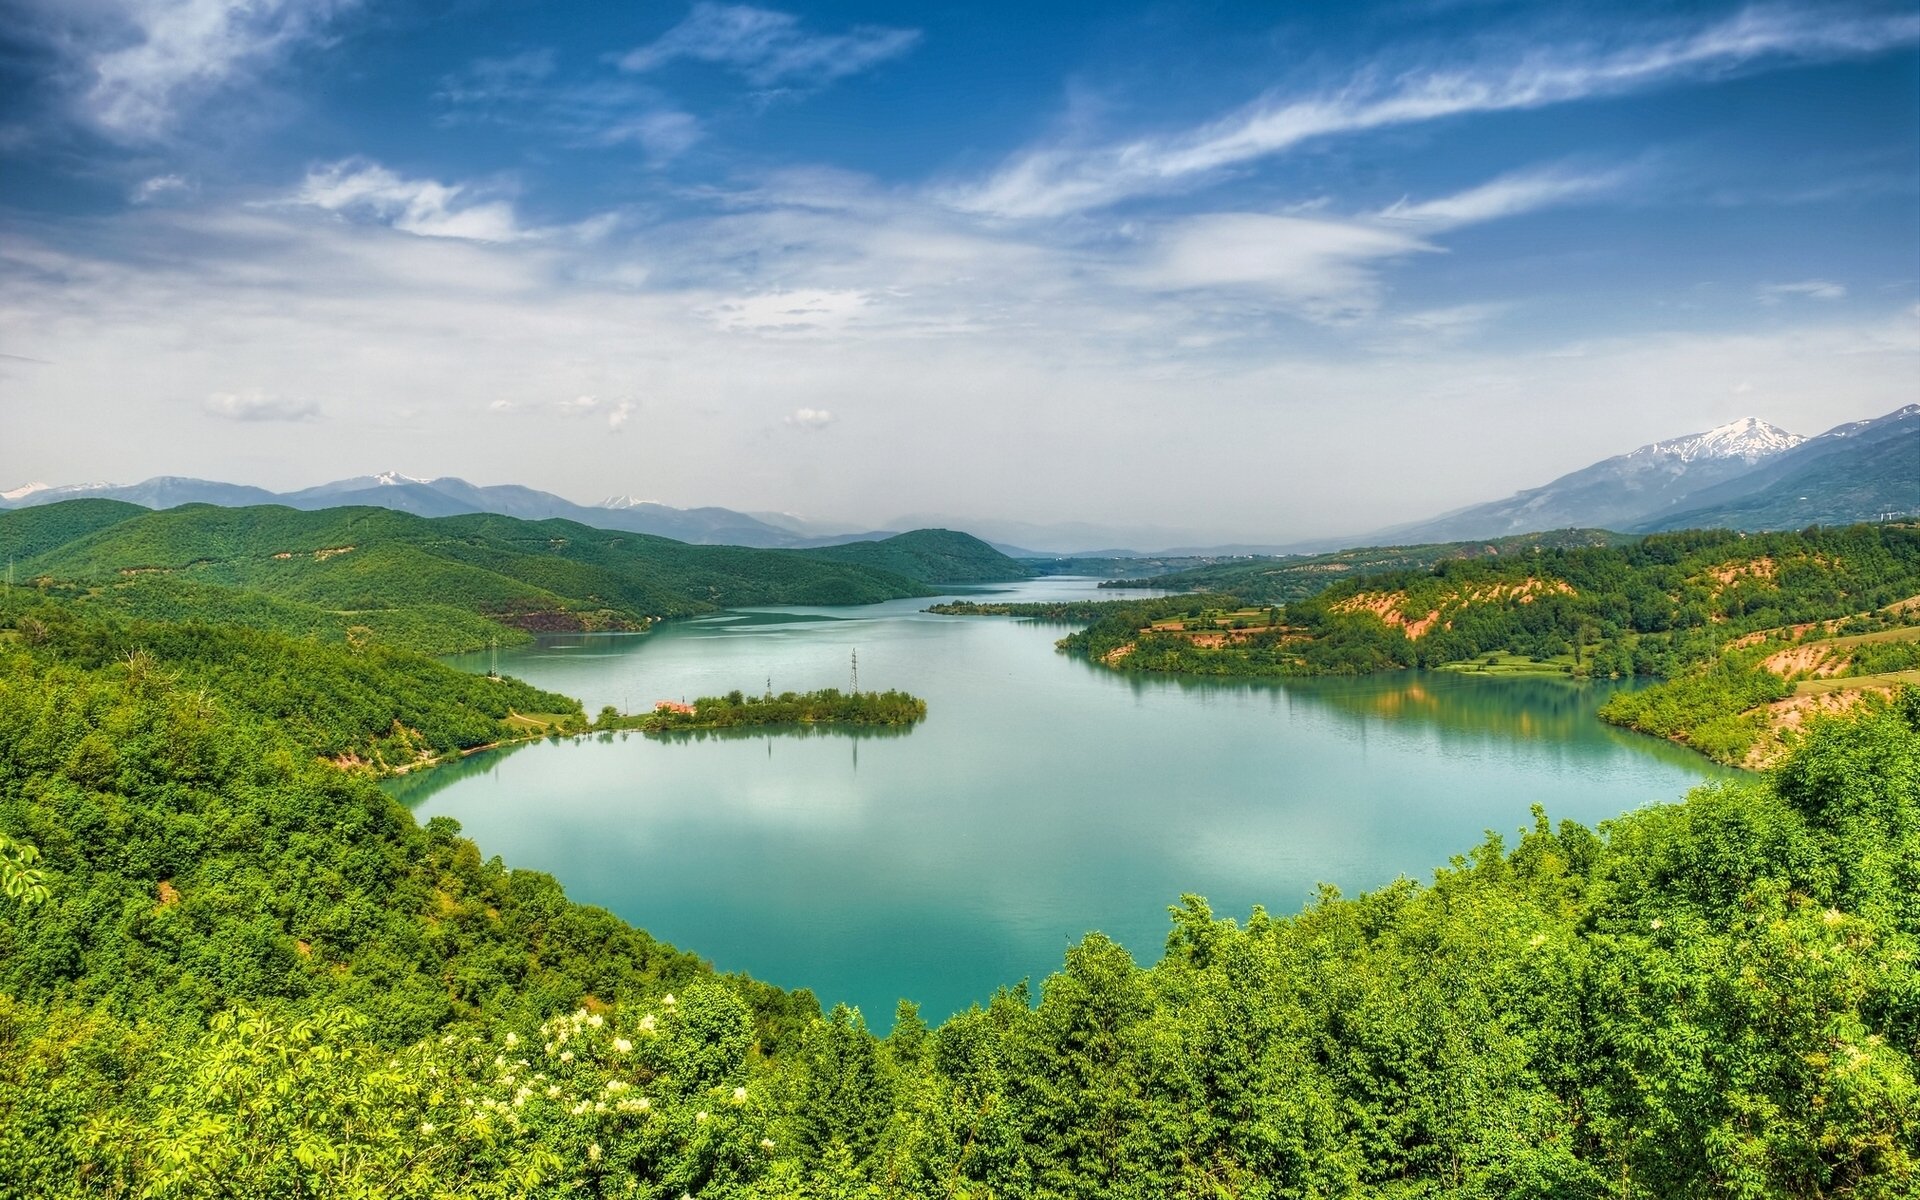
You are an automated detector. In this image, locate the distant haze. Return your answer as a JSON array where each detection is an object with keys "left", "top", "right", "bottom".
[{"left": 2, "top": 0, "right": 1916, "bottom": 544}]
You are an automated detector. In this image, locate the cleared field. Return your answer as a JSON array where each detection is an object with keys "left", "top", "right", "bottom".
[
  {"left": 1437, "top": 652, "right": 1581, "bottom": 677},
  {"left": 1793, "top": 669, "right": 1920, "bottom": 696}
]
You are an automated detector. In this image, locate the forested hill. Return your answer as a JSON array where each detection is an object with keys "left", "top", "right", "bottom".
[
  {"left": 2, "top": 501, "right": 942, "bottom": 654},
  {"left": 799, "top": 528, "right": 1033, "bottom": 583},
  {"left": 0, "top": 579, "right": 1915, "bottom": 1194},
  {"left": 0, "top": 497, "right": 147, "bottom": 563},
  {"left": 1108, "top": 528, "right": 1629, "bottom": 603}
]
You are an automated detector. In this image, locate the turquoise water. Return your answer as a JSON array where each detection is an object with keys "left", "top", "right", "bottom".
[{"left": 392, "top": 578, "right": 1737, "bottom": 1025}]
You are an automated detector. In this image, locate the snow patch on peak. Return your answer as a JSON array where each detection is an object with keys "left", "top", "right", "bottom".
[
  {"left": 373, "top": 471, "right": 429, "bottom": 487},
  {"left": 1, "top": 482, "right": 50, "bottom": 501},
  {"left": 599, "top": 495, "right": 662, "bottom": 510},
  {"left": 1631, "top": 417, "right": 1803, "bottom": 464}
]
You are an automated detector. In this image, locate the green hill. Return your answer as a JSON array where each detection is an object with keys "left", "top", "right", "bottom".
[
  {"left": 6, "top": 501, "right": 937, "bottom": 652},
  {"left": 0, "top": 497, "right": 145, "bottom": 564},
  {"left": 802, "top": 528, "right": 1034, "bottom": 583},
  {"left": 1110, "top": 528, "right": 1631, "bottom": 604}
]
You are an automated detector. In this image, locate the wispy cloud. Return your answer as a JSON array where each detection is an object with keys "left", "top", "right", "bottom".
[
  {"left": 1121, "top": 164, "right": 1618, "bottom": 320},
  {"left": 618, "top": 3, "right": 920, "bottom": 88},
  {"left": 83, "top": 0, "right": 360, "bottom": 141},
  {"left": 204, "top": 390, "right": 320, "bottom": 422},
  {"left": 289, "top": 159, "right": 531, "bottom": 242},
  {"left": 596, "top": 109, "right": 704, "bottom": 158},
  {"left": 785, "top": 406, "right": 834, "bottom": 430},
  {"left": 435, "top": 53, "right": 701, "bottom": 162},
  {"left": 707, "top": 288, "right": 873, "bottom": 335},
  {"left": 948, "top": 6, "right": 1920, "bottom": 217},
  {"left": 541, "top": 394, "right": 637, "bottom": 429},
  {"left": 435, "top": 49, "right": 557, "bottom": 105},
  {"left": 1375, "top": 165, "right": 1625, "bottom": 227},
  {"left": 1758, "top": 279, "right": 1847, "bottom": 303}
]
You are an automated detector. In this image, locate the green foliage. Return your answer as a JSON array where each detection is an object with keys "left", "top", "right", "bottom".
[
  {"left": 607, "top": 689, "right": 928, "bottom": 733},
  {"left": 0, "top": 499, "right": 145, "bottom": 565},
  {"left": 2, "top": 576, "right": 1917, "bottom": 1195},
  {"left": 66, "top": 574, "right": 529, "bottom": 656},
  {"left": 1042, "top": 527, "right": 1920, "bottom": 766},
  {"left": 0, "top": 597, "right": 583, "bottom": 768},
  {"left": 1106, "top": 528, "right": 1633, "bottom": 603},
  {"left": 0, "top": 833, "right": 48, "bottom": 907},
  {"left": 1597, "top": 651, "right": 1792, "bottom": 764},
  {"left": 801, "top": 529, "right": 1034, "bottom": 583},
  {"left": 3, "top": 501, "right": 938, "bottom": 654},
  {"left": 0, "top": 599, "right": 800, "bottom": 1065},
  {"left": 1850, "top": 637, "right": 1920, "bottom": 676}
]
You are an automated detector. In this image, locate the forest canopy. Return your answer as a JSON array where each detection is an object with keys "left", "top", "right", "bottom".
[{"left": 0, "top": 582, "right": 1915, "bottom": 1196}]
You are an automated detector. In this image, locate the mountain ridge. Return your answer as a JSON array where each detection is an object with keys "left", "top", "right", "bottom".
[{"left": 1371, "top": 407, "right": 1909, "bottom": 544}]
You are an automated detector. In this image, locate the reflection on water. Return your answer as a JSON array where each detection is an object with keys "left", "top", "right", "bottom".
[
  {"left": 403, "top": 578, "right": 1737, "bottom": 1027},
  {"left": 1106, "top": 667, "right": 1728, "bottom": 776}
]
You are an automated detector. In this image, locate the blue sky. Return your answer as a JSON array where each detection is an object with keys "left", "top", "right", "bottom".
[{"left": 1, "top": 0, "right": 1916, "bottom": 542}]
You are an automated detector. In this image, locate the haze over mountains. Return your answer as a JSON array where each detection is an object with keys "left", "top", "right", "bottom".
[
  {"left": 0, "top": 472, "right": 868, "bottom": 550},
  {"left": 5, "top": 405, "right": 1913, "bottom": 556}
]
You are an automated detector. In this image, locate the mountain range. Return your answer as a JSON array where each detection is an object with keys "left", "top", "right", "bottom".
[
  {"left": 1373, "top": 405, "right": 1916, "bottom": 545},
  {"left": 0, "top": 472, "right": 874, "bottom": 550},
  {"left": 5, "top": 404, "right": 1912, "bottom": 556}
]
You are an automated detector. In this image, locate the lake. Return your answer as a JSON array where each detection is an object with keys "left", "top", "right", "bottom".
[{"left": 391, "top": 577, "right": 1737, "bottom": 1026}]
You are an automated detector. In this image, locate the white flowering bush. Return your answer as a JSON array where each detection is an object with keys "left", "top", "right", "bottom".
[
  {"left": 73, "top": 984, "right": 791, "bottom": 1199},
  {"left": 441, "top": 981, "right": 776, "bottom": 1197}
]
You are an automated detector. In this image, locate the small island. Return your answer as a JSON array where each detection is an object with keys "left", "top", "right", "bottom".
[{"left": 596, "top": 687, "right": 928, "bottom": 733}]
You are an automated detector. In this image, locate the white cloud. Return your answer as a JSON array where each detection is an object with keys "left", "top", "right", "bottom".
[
  {"left": 618, "top": 3, "right": 919, "bottom": 87},
  {"left": 785, "top": 406, "right": 834, "bottom": 429},
  {"left": 131, "top": 173, "right": 192, "bottom": 203},
  {"left": 84, "top": 0, "right": 359, "bottom": 141},
  {"left": 204, "top": 390, "right": 319, "bottom": 422},
  {"left": 1129, "top": 214, "right": 1433, "bottom": 320},
  {"left": 290, "top": 159, "right": 531, "bottom": 242},
  {"left": 4, "top": 204, "right": 1915, "bottom": 542},
  {"left": 1758, "top": 280, "right": 1848, "bottom": 303},
  {"left": 1118, "top": 163, "right": 1606, "bottom": 320},
  {"left": 947, "top": 6, "right": 1920, "bottom": 217},
  {"left": 607, "top": 400, "right": 634, "bottom": 430}
]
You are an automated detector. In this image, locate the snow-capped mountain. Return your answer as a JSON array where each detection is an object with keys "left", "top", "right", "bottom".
[
  {"left": 1, "top": 481, "right": 111, "bottom": 504},
  {"left": 1375, "top": 416, "right": 1809, "bottom": 543},
  {"left": 1624, "top": 417, "right": 1804, "bottom": 465},
  {"left": 1639, "top": 405, "right": 1919, "bottom": 531}
]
